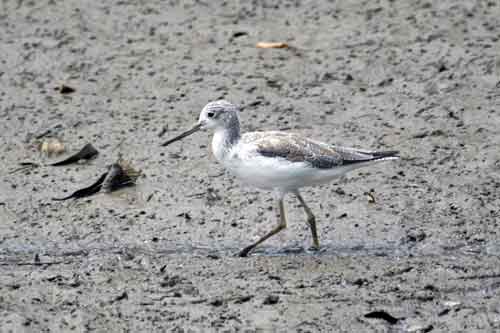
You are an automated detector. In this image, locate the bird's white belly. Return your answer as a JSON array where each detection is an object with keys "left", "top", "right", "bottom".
[{"left": 223, "top": 154, "right": 349, "bottom": 192}]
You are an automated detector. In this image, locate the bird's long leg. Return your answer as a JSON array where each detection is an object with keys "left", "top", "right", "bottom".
[
  {"left": 239, "top": 197, "right": 287, "bottom": 257},
  {"left": 293, "top": 190, "right": 320, "bottom": 250}
]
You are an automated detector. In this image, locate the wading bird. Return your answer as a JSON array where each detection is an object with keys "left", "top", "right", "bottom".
[{"left": 162, "top": 100, "right": 399, "bottom": 257}]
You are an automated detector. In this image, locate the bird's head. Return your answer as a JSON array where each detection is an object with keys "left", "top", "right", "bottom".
[{"left": 161, "top": 100, "right": 240, "bottom": 146}]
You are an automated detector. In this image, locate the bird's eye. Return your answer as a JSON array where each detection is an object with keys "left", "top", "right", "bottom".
[{"left": 207, "top": 111, "right": 215, "bottom": 118}]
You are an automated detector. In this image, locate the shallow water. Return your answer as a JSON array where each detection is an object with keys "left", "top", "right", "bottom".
[{"left": 1, "top": 238, "right": 495, "bottom": 264}]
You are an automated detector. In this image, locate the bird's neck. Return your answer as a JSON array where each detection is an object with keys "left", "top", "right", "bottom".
[{"left": 212, "top": 122, "right": 241, "bottom": 162}]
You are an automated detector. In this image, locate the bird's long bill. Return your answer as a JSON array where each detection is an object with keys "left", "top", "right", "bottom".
[{"left": 161, "top": 123, "right": 202, "bottom": 147}]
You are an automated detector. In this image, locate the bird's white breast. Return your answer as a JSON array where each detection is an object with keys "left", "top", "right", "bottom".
[{"left": 211, "top": 130, "right": 227, "bottom": 162}]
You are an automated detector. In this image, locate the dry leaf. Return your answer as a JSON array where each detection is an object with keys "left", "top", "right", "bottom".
[
  {"left": 50, "top": 143, "right": 98, "bottom": 166},
  {"left": 118, "top": 158, "right": 142, "bottom": 181},
  {"left": 102, "top": 158, "right": 142, "bottom": 193},
  {"left": 52, "top": 173, "right": 107, "bottom": 201},
  {"left": 256, "top": 42, "right": 289, "bottom": 49},
  {"left": 53, "top": 158, "right": 142, "bottom": 201}
]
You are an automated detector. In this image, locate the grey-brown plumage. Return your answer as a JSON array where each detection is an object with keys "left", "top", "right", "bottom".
[{"left": 248, "top": 132, "right": 398, "bottom": 169}]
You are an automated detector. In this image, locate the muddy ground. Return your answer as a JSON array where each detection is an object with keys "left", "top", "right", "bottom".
[{"left": 1, "top": 0, "right": 500, "bottom": 331}]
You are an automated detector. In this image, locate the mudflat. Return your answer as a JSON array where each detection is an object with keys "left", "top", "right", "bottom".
[{"left": 1, "top": 1, "right": 500, "bottom": 331}]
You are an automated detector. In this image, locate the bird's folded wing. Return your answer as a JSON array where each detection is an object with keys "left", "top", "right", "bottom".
[{"left": 249, "top": 132, "right": 397, "bottom": 169}]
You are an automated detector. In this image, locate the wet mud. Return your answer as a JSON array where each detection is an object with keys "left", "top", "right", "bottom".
[{"left": 1, "top": 0, "right": 500, "bottom": 331}]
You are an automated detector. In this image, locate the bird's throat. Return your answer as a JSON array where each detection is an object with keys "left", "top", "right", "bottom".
[{"left": 211, "top": 125, "right": 240, "bottom": 162}]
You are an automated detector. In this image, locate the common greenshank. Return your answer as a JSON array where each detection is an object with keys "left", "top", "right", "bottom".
[{"left": 162, "top": 100, "right": 399, "bottom": 257}]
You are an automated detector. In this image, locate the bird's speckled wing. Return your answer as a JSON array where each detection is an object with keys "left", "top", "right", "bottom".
[{"left": 242, "top": 132, "right": 398, "bottom": 169}]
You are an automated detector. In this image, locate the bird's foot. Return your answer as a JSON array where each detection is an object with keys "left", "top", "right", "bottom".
[
  {"left": 237, "top": 246, "right": 253, "bottom": 257},
  {"left": 308, "top": 243, "right": 320, "bottom": 252}
]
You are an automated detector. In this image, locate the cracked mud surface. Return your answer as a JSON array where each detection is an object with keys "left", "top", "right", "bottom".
[{"left": 1, "top": 0, "right": 500, "bottom": 331}]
